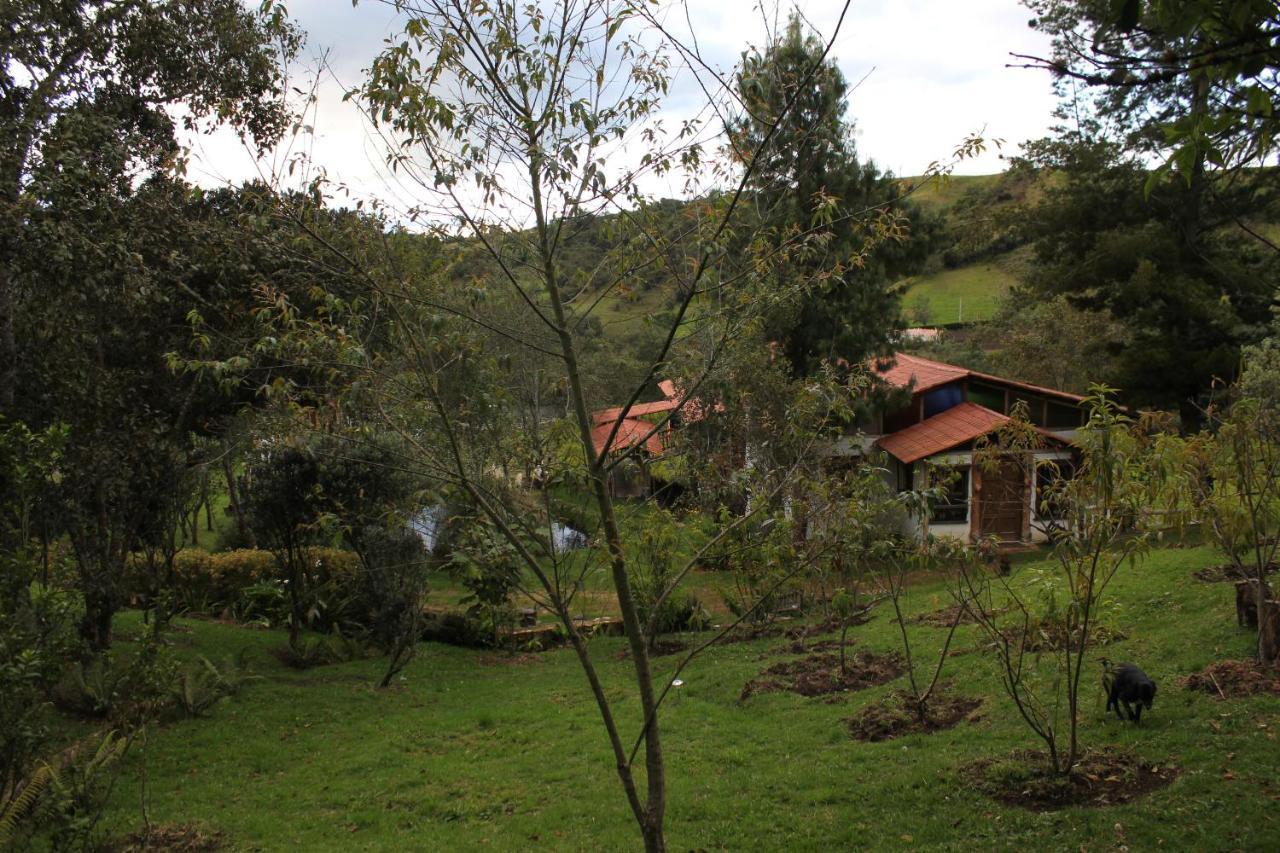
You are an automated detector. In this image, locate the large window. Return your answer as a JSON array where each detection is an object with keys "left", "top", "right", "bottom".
[
  {"left": 1047, "top": 401, "right": 1084, "bottom": 429},
  {"left": 923, "top": 383, "right": 964, "bottom": 418},
  {"left": 968, "top": 381, "right": 1005, "bottom": 412},
  {"left": 931, "top": 466, "right": 970, "bottom": 524}
]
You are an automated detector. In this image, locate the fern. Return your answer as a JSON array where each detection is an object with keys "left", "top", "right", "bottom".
[{"left": 0, "top": 764, "right": 54, "bottom": 847}]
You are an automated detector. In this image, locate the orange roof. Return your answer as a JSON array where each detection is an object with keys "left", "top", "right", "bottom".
[
  {"left": 877, "top": 402, "right": 1010, "bottom": 464},
  {"left": 590, "top": 417, "right": 666, "bottom": 457},
  {"left": 591, "top": 399, "right": 679, "bottom": 425},
  {"left": 874, "top": 352, "right": 1087, "bottom": 403},
  {"left": 874, "top": 352, "right": 969, "bottom": 394}
]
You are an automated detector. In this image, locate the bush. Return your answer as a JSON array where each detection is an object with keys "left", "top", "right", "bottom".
[
  {"left": 419, "top": 611, "right": 492, "bottom": 648},
  {"left": 124, "top": 547, "right": 364, "bottom": 629}
]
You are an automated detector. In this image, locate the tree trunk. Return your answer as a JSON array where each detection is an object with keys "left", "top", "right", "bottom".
[
  {"left": 80, "top": 580, "right": 116, "bottom": 652},
  {"left": 222, "top": 452, "right": 252, "bottom": 547},
  {"left": 1259, "top": 599, "right": 1280, "bottom": 666}
]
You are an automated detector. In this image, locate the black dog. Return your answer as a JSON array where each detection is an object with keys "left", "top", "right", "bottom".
[{"left": 1102, "top": 659, "right": 1156, "bottom": 723}]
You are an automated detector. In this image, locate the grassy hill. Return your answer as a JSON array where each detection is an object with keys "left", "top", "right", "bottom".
[
  {"left": 83, "top": 540, "right": 1280, "bottom": 850},
  {"left": 898, "top": 245, "right": 1035, "bottom": 326}
]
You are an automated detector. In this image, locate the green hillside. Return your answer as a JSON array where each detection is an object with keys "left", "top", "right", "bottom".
[{"left": 899, "top": 260, "right": 1017, "bottom": 325}]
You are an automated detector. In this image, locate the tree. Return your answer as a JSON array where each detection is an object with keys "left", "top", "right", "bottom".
[
  {"left": 983, "top": 293, "right": 1128, "bottom": 393},
  {"left": 958, "top": 392, "right": 1161, "bottom": 775},
  {"left": 1013, "top": 134, "right": 1275, "bottom": 421},
  {"left": 0, "top": 0, "right": 299, "bottom": 410},
  {"left": 1011, "top": 1, "right": 1280, "bottom": 417},
  {"left": 212, "top": 3, "right": 916, "bottom": 848},
  {"left": 1170, "top": 338, "right": 1280, "bottom": 665},
  {"left": 1019, "top": 1, "right": 1280, "bottom": 197},
  {"left": 730, "top": 15, "right": 932, "bottom": 376}
]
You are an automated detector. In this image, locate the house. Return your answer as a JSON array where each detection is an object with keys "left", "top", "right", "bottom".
[
  {"left": 588, "top": 383, "right": 688, "bottom": 499},
  {"left": 861, "top": 352, "right": 1087, "bottom": 545}
]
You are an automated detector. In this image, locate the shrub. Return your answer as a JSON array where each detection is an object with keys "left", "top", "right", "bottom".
[
  {"left": 125, "top": 547, "right": 364, "bottom": 629},
  {"left": 169, "top": 651, "right": 257, "bottom": 717}
]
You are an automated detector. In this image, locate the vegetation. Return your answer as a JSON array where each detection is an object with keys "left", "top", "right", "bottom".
[
  {"left": 3, "top": 0, "right": 1280, "bottom": 849},
  {"left": 74, "top": 543, "right": 1280, "bottom": 849}
]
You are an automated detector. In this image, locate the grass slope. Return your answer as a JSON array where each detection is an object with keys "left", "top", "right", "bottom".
[
  {"left": 900, "top": 261, "right": 1018, "bottom": 326},
  {"left": 92, "top": 543, "right": 1280, "bottom": 851}
]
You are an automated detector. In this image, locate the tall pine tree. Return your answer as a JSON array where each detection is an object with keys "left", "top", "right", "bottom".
[{"left": 729, "top": 15, "right": 930, "bottom": 376}]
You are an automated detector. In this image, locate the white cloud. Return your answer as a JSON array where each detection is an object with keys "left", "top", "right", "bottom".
[{"left": 186, "top": 1, "right": 1060, "bottom": 206}]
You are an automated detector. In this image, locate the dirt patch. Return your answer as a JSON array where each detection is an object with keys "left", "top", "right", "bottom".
[
  {"left": 740, "top": 650, "right": 903, "bottom": 700},
  {"left": 1193, "top": 563, "right": 1278, "bottom": 583},
  {"left": 1181, "top": 659, "right": 1280, "bottom": 698},
  {"left": 846, "top": 688, "right": 983, "bottom": 742},
  {"left": 908, "top": 601, "right": 990, "bottom": 627},
  {"left": 114, "top": 823, "right": 224, "bottom": 851},
  {"left": 965, "top": 748, "right": 1178, "bottom": 810},
  {"left": 717, "top": 608, "right": 877, "bottom": 647}
]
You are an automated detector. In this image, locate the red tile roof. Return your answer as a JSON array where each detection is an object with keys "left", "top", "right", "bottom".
[
  {"left": 874, "top": 352, "right": 1087, "bottom": 403},
  {"left": 874, "top": 352, "right": 969, "bottom": 394},
  {"left": 877, "top": 402, "right": 1010, "bottom": 464},
  {"left": 591, "top": 399, "right": 679, "bottom": 424},
  {"left": 590, "top": 417, "right": 667, "bottom": 457}
]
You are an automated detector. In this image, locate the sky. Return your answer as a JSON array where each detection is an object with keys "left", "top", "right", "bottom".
[{"left": 186, "top": 0, "right": 1062, "bottom": 213}]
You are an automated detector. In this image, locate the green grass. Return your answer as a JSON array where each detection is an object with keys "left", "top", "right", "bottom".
[
  {"left": 89, "top": 542, "right": 1280, "bottom": 850},
  {"left": 900, "top": 261, "right": 1019, "bottom": 326}
]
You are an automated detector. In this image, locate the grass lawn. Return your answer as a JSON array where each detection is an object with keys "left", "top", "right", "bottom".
[{"left": 89, "top": 542, "right": 1280, "bottom": 850}]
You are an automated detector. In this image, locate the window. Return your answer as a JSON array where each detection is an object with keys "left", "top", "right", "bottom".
[
  {"left": 1047, "top": 401, "right": 1084, "bottom": 429},
  {"left": 896, "top": 460, "right": 915, "bottom": 492},
  {"left": 931, "top": 466, "right": 970, "bottom": 524},
  {"left": 1010, "top": 395, "right": 1047, "bottom": 425},
  {"left": 968, "top": 381, "right": 1005, "bottom": 412},
  {"left": 923, "top": 383, "right": 964, "bottom": 418},
  {"left": 1036, "top": 459, "right": 1076, "bottom": 519}
]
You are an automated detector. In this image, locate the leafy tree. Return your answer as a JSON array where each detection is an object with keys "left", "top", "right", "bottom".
[
  {"left": 0, "top": 0, "right": 299, "bottom": 409},
  {"left": 959, "top": 392, "right": 1161, "bottom": 775},
  {"left": 1168, "top": 339, "right": 1280, "bottom": 664},
  {"left": 730, "top": 15, "right": 932, "bottom": 375},
  {"left": 1020, "top": 0, "right": 1279, "bottom": 194},
  {"left": 983, "top": 293, "right": 1128, "bottom": 393},
  {"left": 1013, "top": 135, "right": 1275, "bottom": 421},
  {"left": 242, "top": 444, "right": 324, "bottom": 652}
]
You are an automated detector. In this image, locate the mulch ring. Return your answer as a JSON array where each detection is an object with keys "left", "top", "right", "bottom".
[
  {"left": 767, "top": 637, "right": 857, "bottom": 657},
  {"left": 908, "top": 601, "right": 988, "bottom": 628},
  {"left": 846, "top": 688, "right": 983, "bottom": 742},
  {"left": 717, "top": 608, "right": 877, "bottom": 647},
  {"left": 1181, "top": 659, "right": 1280, "bottom": 698},
  {"left": 740, "top": 650, "right": 903, "bottom": 700},
  {"left": 114, "top": 823, "right": 224, "bottom": 852},
  {"left": 1192, "top": 562, "right": 1278, "bottom": 583},
  {"left": 964, "top": 748, "right": 1178, "bottom": 811}
]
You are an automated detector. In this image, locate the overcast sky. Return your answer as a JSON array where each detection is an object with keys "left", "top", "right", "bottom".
[{"left": 186, "top": 1, "right": 1061, "bottom": 211}]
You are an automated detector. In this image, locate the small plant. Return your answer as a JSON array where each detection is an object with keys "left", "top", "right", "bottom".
[{"left": 169, "top": 651, "right": 257, "bottom": 718}]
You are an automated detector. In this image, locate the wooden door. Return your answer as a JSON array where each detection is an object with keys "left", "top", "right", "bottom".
[{"left": 977, "top": 458, "right": 1026, "bottom": 542}]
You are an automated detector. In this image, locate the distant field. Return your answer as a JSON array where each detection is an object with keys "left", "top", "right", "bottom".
[{"left": 899, "top": 259, "right": 1019, "bottom": 325}]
